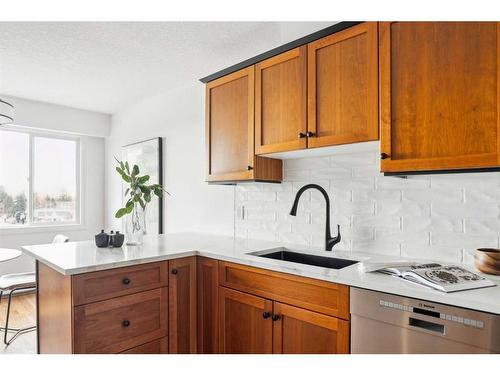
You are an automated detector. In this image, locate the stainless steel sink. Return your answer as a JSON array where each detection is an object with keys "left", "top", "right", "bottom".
[{"left": 249, "top": 248, "right": 359, "bottom": 270}]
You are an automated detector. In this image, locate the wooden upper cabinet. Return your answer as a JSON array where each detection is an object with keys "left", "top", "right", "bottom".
[
  {"left": 380, "top": 22, "right": 500, "bottom": 173},
  {"left": 206, "top": 67, "right": 254, "bottom": 181},
  {"left": 273, "top": 302, "right": 349, "bottom": 354},
  {"left": 206, "top": 66, "right": 282, "bottom": 182},
  {"left": 255, "top": 46, "right": 308, "bottom": 154},
  {"left": 308, "top": 22, "right": 379, "bottom": 148}
]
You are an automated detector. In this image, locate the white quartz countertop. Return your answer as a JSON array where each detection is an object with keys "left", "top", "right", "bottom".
[{"left": 21, "top": 232, "right": 500, "bottom": 315}]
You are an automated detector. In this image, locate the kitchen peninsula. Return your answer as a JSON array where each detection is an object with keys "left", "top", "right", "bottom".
[{"left": 22, "top": 233, "right": 500, "bottom": 354}]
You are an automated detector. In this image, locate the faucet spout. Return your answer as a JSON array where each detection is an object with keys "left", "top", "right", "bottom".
[{"left": 289, "top": 184, "right": 341, "bottom": 251}]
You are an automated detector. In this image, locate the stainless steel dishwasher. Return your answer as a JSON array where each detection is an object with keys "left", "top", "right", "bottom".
[{"left": 350, "top": 287, "right": 500, "bottom": 353}]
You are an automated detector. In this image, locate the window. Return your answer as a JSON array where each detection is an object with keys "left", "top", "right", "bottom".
[{"left": 0, "top": 128, "right": 79, "bottom": 228}]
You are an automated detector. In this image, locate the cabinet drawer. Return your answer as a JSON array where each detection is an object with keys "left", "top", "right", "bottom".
[
  {"left": 73, "top": 288, "right": 168, "bottom": 353},
  {"left": 219, "top": 261, "right": 349, "bottom": 320},
  {"left": 120, "top": 337, "right": 168, "bottom": 354},
  {"left": 72, "top": 261, "right": 168, "bottom": 305}
]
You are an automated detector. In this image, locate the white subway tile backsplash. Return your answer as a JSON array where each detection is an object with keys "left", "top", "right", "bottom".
[
  {"left": 234, "top": 150, "right": 500, "bottom": 264},
  {"left": 247, "top": 191, "right": 276, "bottom": 201}
]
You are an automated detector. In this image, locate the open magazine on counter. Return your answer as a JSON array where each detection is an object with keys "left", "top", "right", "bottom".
[{"left": 360, "top": 260, "right": 496, "bottom": 292}]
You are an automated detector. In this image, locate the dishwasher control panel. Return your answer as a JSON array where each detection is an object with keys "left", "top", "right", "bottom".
[{"left": 378, "top": 299, "right": 485, "bottom": 329}]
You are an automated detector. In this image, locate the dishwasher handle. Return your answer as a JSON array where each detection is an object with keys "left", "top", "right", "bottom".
[{"left": 409, "top": 317, "right": 445, "bottom": 335}]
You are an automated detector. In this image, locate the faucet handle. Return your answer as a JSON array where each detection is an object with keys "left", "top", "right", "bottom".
[{"left": 335, "top": 224, "right": 341, "bottom": 242}]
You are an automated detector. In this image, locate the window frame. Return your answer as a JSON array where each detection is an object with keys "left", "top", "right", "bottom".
[{"left": 0, "top": 126, "right": 81, "bottom": 232}]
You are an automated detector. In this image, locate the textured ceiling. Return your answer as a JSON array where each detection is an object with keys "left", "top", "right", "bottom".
[{"left": 0, "top": 22, "right": 332, "bottom": 114}]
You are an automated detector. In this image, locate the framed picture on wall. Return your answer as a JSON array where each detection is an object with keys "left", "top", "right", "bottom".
[{"left": 122, "top": 137, "right": 163, "bottom": 234}]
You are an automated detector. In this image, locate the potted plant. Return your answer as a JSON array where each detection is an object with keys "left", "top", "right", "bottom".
[{"left": 114, "top": 157, "right": 167, "bottom": 245}]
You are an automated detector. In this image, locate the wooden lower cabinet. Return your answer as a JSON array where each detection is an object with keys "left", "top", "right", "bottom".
[
  {"left": 218, "top": 287, "right": 349, "bottom": 354},
  {"left": 73, "top": 288, "right": 168, "bottom": 354},
  {"left": 169, "top": 257, "right": 197, "bottom": 353},
  {"left": 37, "top": 256, "right": 349, "bottom": 354},
  {"left": 273, "top": 302, "right": 349, "bottom": 354},
  {"left": 197, "top": 257, "right": 219, "bottom": 353},
  {"left": 218, "top": 287, "right": 273, "bottom": 354}
]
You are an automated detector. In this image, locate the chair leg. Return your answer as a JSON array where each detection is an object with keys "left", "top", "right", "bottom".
[
  {"left": 2, "top": 287, "right": 37, "bottom": 346},
  {"left": 4, "top": 290, "right": 13, "bottom": 345}
]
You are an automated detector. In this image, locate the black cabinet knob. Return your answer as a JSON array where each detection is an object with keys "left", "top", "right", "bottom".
[
  {"left": 298, "top": 132, "right": 306, "bottom": 139},
  {"left": 380, "top": 152, "right": 390, "bottom": 160},
  {"left": 171, "top": 269, "right": 178, "bottom": 275},
  {"left": 271, "top": 314, "right": 280, "bottom": 321},
  {"left": 306, "top": 131, "right": 315, "bottom": 137},
  {"left": 122, "top": 320, "right": 130, "bottom": 327},
  {"left": 262, "top": 312, "right": 271, "bottom": 319},
  {"left": 122, "top": 277, "right": 130, "bottom": 285},
  {"left": 247, "top": 165, "right": 254, "bottom": 171}
]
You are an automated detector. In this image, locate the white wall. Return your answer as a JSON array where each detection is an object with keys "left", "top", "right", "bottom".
[
  {"left": 235, "top": 149, "right": 500, "bottom": 265},
  {"left": 0, "top": 97, "right": 108, "bottom": 276},
  {"left": 105, "top": 83, "right": 234, "bottom": 235}
]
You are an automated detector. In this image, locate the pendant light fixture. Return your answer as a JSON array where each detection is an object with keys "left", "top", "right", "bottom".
[{"left": 0, "top": 98, "right": 14, "bottom": 125}]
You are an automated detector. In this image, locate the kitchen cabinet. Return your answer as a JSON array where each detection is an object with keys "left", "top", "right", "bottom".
[
  {"left": 37, "top": 261, "right": 170, "bottom": 354},
  {"left": 205, "top": 66, "right": 282, "bottom": 183},
  {"left": 37, "top": 256, "right": 350, "bottom": 354},
  {"left": 255, "top": 46, "right": 308, "bottom": 154},
  {"left": 73, "top": 288, "right": 168, "bottom": 354},
  {"left": 273, "top": 302, "right": 349, "bottom": 354},
  {"left": 218, "top": 288, "right": 349, "bottom": 354},
  {"left": 218, "top": 287, "right": 273, "bottom": 354},
  {"left": 380, "top": 22, "right": 500, "bottom": 173},
  {"left": 197, "top": 257, "right": 219, "bottom": 353},
  {"left": 218, "top": 261, "right": 350, "bottom": 354},
  {"left": 169, "top": 257, "right": 197, "bottom": 353},
  {"left": 307, "top": 22, "right": 378, "bottom": 148}
]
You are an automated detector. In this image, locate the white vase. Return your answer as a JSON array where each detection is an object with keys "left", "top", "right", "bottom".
[{"left": 125, "top": 203, "right": 146, "bottom": 245}]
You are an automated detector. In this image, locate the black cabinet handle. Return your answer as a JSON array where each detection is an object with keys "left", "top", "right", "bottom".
[
  {"left": 381, "top": 152, "right": 390, "bottom": 160},
  {"left": 122, "top": 277, "right": 130, "bottom": 285},
  {"left": 122, "top": 320, "right": 130, "bottom": 327},
  {"left": 272, "top": 314, "right": 280, "bottom": 321},
  {"left": 247, "top": 165, "right": 254, "bottom": 171},
  {"left": 171, "top": 269, "right": 178, "bottom": 275},
  {"left": 306, "top": 131, "right": 315, "bottom": 137},
  {"left": 298, "top": 132, "right": 306, "bottom": 139},
  {"left": 262, "top": 312, "right": 271, "bottom": 319}
]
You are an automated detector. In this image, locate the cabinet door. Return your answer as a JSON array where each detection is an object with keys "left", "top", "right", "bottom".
[
  {"left": 206, "top": 67, "right": 254, "bottom": 181},
  {"left": 255, "top": 46, "right": 307, "bottom": 154},
  {"left": 197, "top": 257, "right": 219, "bottom": 354},
  {"left": 308, "top": 22, "right": 378, "bottom": 148},
  {"left": 272, "top": 302, "right": 349, "bottom": 354},
  {"left": 380, "top": 22, "right": 500, "bottom": 173},
  {"left": 169, "top": 257, "right": 197, "bottom": 353},
  {"left": 218, "top": 287, "right": 273, "bottom": 354}
]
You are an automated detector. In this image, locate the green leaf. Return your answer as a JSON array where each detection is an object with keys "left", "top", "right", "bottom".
[
  {"left": 126, "top": 200, "right": 134, "bottom": 209},
  {"left": 144, "top": 192, "right": 151, "bottom": 203},
  {"left": 115, "top": 208, "right": 128, "bottom": 218},
  {"left": 114, "top": 156, "right": 125, "bottom": 170},
  {"left": 126, "top": 204, "right": 134, "bottom": 214},
  {"left": 124, "top": 188, "right": 130, "bottom": 196},
  {"left": 132, "top": 164, "right": 140, "bottom": 177},
  {"left": 139, "top": 185, "right": 150, "bottom": 194},
  {"left": 116, "top": 167, "right": 131, "bottom": 183},
  {"left": 125, "top": 161, "right": 130, "bottom": 174},
  {"left": 137, "top": 175, "right": 150, "bottom": 184}
]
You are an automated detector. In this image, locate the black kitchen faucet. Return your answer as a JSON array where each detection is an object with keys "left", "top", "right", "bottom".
[{"left": 289, "top": 184, "right": 341, "bottom": 251}]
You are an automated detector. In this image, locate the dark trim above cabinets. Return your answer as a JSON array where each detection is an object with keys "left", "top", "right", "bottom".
[{"left": 199, "top": 21, "right": 362, "bottom": 83}]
